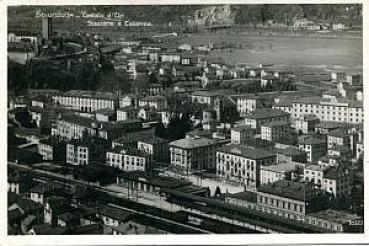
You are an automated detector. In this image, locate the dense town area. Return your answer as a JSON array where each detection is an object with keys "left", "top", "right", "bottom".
[{"left": 7, "top": 5, "right": 364, "bottom": 235}]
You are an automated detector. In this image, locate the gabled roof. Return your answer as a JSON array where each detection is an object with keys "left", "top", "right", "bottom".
[
  {"left": 246, "top": 108, "right": 289, "bottom": 120},
  {"left": 217, "top": 144, "right": 275, "bottom": 160},
  {"left": 258, "top": 180, "right": 315, "bottom": 202}
]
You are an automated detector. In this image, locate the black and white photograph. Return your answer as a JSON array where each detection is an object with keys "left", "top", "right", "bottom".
[{"left": 4, "top": 0, "right": 367, "bottom": 242}]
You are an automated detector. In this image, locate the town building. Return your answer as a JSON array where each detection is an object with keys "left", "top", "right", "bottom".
[
  {"left": 95, "top": 108, "right": 116, "bottom": 122},
  {"left": 54, "top": 90, "right": 119, "bottom": 112},
  {"left": 148, "top": 83, "right": 164, "bottom": 96},
  {"left": 327, "top": 129, "right": 358, "bottom": 155},
  {"left": 256, "top": 180, "right": 317, "bottom": 220},
  {"left": 305, "top": 209, "right": 363, "bottom": 232},
  {"left": 169, "top": 137, "right": 225, "bottom": 172},
  {"left": 261, "top": 121, "right": 291, "bottom": 142},
  {"left": 298, "top": 136, "right": 326, "bottom": 163},
  {"left": 322, "top": 167, "right": 353, "bottom": 197},
  {"left": 275, "top": 147, "right": 307, "bottom": 163},
  {"left": 106, "top": 146, "right": 152, "bottom": 172},
  {"left": 66, "top": 142, "right": 89, "bottom": 166},
  {"left": 290, "top": 97, "right": 363, "bottom": 125},
  {"left": 260, "top": 162, "right": 302, "bottom": 185},
  {"left": 216, "top": 144, "right": 276, "bottom": 190},
  {"left": 245, "top": 108, "right": 290, "bottom": 133},
  {"left": 117, "top": 107, "right": 139, "bottom": 121},
  {"left": 294, "top": 114, "right": 319, "bottom": 134},
  {"left": 53, "top": 115, "right": 98, "bottom": 140},
  {"left": 137, "top": 137, "right": 170, "bottom": 162},
  {"left": 37, "top": 138, "right": 66, "bottom": 161},
  {"left": 119, "top": 94, "right": 140, "bottom": 108},
  {"left": 230, "top": 126, "right": 255, "bottom": 145},
  {"left": 235, "top": 94, "right": 262, "bottom": 116},
  {"left": 138, "top": 96, "right": 167, "bottom": 110},
  {"left": 66, "top": 138, "right": 110, "bottom": 165}
]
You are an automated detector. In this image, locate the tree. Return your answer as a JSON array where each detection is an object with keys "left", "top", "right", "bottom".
[
  {"left": 214, "top": 186, "right": 221, "bottom": 197},
  {"left": 154, "top": 122, "right": 167, "bottom": 139}
]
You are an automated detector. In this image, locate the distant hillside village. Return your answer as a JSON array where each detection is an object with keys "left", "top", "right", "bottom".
[{"left": 7, "top": 10, "right": 364, "bottom": 235}]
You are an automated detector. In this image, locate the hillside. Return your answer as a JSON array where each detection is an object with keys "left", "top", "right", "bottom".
[{"left": 8, "top": 4, "right": 362, "bottom": 27}]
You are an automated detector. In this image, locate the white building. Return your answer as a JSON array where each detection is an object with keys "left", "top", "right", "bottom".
[
  {"left": 169, "top": 137, "right": 223, "bottom": 172},
  {"left": 290, "top": 97, "right": 363, "bottom": 125},
  {"left": 216, "top": 144, "right": 276, "bottom": 190},
  {"left": 106, "top": 147, "right": 152, "bottom": 172},
  {"left": 66, "top": 142, "right": 89, "bottom": 165},
  {"left": 138, "top": 96, "right": 167, "bottom": 110},
  {"left": 54, "top": 90, "right": 119, "bottom": 112},
  {"left": 245, "top": 108, "right": 290, "bottom": 133},
  {"left": 235, "top": 94, "right": 261, "bottom": 116},
  {"left": 260, "top": 162, "right": 301, "bottom": 185}
]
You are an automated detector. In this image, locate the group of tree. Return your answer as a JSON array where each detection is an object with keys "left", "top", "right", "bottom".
[{"left": 155, "top": 115, "right": 192, "bottom": 140}]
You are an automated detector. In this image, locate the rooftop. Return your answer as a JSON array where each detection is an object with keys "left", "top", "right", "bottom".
[
  {"left": 217, "top": 144, "right": 275, "bottom": 160},
  {"left": 95, "top": 107, "right": 116, "bottom": 116},
  {"left": 170, "top": 137, "right": 216, "bottom": 149},
  {"left": 299, "top": 136, "right": 326, "bottom": 145},
  {"left": 276, "top": 147, "right": 306, "bottom": 157},
  {"left": 305, "top": 164, "right": 325, "bottom": 172},
  {"left": 258, "top": 180, "right": 314, "bottom": 202},
  {"left": 139, "top": 95, "right": 166, "bottom": 102},
  {"left": 261, "top": 162, "right": 299, "bottom": 173},
  {"left": 137, "top": 137, "right": 169, "bottom": 145},
  {"left": 96, "top": 205, "right": 131, "bottom": 221},
  {"left": 227, "top": 191, "right": 258, "bottom": 203},
  {"left": 63, "top": 90, "right": 119, "bottom": 100},
  {"left": 117, "top": 106, "right": 140, "bottom": 112},
  {"left": 246, "top": 108, "right": 289, "bottom": 120},
  {"left": 307, "top": 209, "right": 362, "bottom": 225},
  {"left": 262, "top": 121, "right": 290, "bottom": 128},
  {"left": 324, "top": 167, "right": 349, "bottom": 180}
]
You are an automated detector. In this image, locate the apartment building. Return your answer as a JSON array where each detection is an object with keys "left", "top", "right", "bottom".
[
  {"left": 235, "top": 94, "right": 262, "bottom": 116},
  {"left": 290, "top": 97, "right": 363, "bottom": 124},
  {"left": 137, "top": 137, "right": 170, "bottom": 162},
  {"left": 106, "top": 146, "right": 152, "bottom": 172},
  {"left": 327, "top": 129, "right": 358, "bottom": 155},
  {"left": 53, "top": 115, "right": 98, "bottom": 140},
  {"left": 294, "top": 114, "right": 319, "bottom": 134},
  {"left": 66, "top": 142, "right": 89, "bottom": 165},
  {"left": 245, "top": 108, "right": 290, "bottom": 133},
  {"left": 230, "top": 126, "right": 255, "bottom": 145},
  {"left": 298, "top": 136, "right": 326, "bottom": 163},
  {"left": 256, "top": 180, "right": 317, "bottom": 221},
  {"left": 216, "top": 144, "right": 276, "bottom": 190},
  {"left": 54, "top": 90, "right": 119, "bottom": 112},
  {"left": 169, "top": 137, "right": 224, "bottom": 172},
  {"left": 304, "top": 165, "right": 352, "bottom": 197},
  {"left": 261, "top": 121, "right": 291, "bottom": 142},
  {"left": 117, "top": 107, "right": 139, "bottom": 121},
  {"left": 260, "top": 162, "right": 302, "bottom": 185},
  {"left": 138, "top": 96, "right": 167, "bottom": 110}
]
